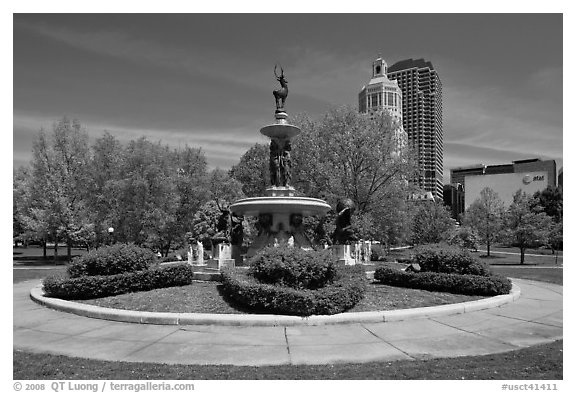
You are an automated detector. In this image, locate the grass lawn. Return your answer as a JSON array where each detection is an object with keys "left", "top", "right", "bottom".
[
  {"left": 491, "top": 267, "right": 563, "bottom": 285},
  {"left": 77, "top": 281, "right": 485, "bottom": 314},
  {"left": 13, "top": 267, "right": 66, "bottom": 284},
  {"left": 13, "top": 340, "right": 562, "bottom": 380}
]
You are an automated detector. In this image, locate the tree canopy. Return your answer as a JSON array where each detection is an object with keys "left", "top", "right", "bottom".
[
  {"left": 505, "top": 190, "right": 553, "bottom": 264},
  {"left": 463, "top": 187, "right": 505, "bottom": 256}
]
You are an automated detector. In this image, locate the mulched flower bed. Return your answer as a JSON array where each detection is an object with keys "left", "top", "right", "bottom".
[{"left": 76, "top": 280, "right": 486, "bottom": 314}]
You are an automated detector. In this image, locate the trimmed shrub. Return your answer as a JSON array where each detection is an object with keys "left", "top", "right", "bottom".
[
  {"left": 447, "top": 226, "right": 480, "bottom": 251},
  {"left": 248, "top": 245, "right": 337, "bottom": 290},
  {"left": 67, "top": 244, "right": 157, "bottom": 278},
  {"left": 221, "top": 265, "right": 367, "bottom": 316},
  {"left": 43, "top": 264, "right": 194, "bottom": 300},
  {"left": 412, "top": 243, "right": 491, "bottom": 276},
  {"left": 370, "top": 244, "right": 387, "bottom": 261},
  {"left": 373, "top": 267, "right": 512, "bottom": 296}
]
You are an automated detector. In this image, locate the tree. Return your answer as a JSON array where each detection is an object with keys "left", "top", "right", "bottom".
[
  {"left": 292, "top": 107, "right": 417, "bottom": 213},
  {"left": 191, "top": 200, "right": 223, "bottom": 254},
  {"left": 13, "top": 167, "right": 32, "bottom": 246},
  {"left": 532, "top": 186, "right": 562, "bottom": 222},
  {"left": 20, "top": 118, "right": 93, "bottom": 262},
  {"left": 410, "top": 201, "right": 454, "bottom": 245},
  {"left": 447, "top": 225, "right": 480, "bottom": 251},
  {"left": 547, "top": 222, "right": 562, "bottom": 263},
  {"left": 170, "top": 146, "right": 210, "bottom": 251},
  {"left": 463, "top": 187, "right": 505, "bottom": 256},
  {"left": 208, "top": 168, "right": 245, "bottom": 206},
  {"left": 229, "top": 144, "right": 269, "bottom": 197},
  {"left": 505, "top": 190, "right": 553, "bottom": 264},
  {"left": 86, "top": 132, "right": 125, "bottom": 246},
  {"left": 106, "top": 137, "right": 193, "bottom": 256}
]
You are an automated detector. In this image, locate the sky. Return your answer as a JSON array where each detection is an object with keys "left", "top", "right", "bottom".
[{"left": 13, "top": 13, "right": 563, "bottom": 183}]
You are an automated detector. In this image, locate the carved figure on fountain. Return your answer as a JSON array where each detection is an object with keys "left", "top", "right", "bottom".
[
  {"left": 212, "top": 202, "right": 232, "bottom": 244},
  {"left": 230, "top": 213, "right": 244, "bottom": 246},
  {"left": 280, "top": 140, "right": 292, "bottom": 186},
  {"left": 273, "top": 65, "right": 288, "bottom": 112},
  {"left": 331, "top": 198, "right": 358, "bottom": 245}
]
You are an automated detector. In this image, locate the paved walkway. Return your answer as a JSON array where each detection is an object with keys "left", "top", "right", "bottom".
[{"left": 13, "top": 279, "right": 562, "bottom": 366}]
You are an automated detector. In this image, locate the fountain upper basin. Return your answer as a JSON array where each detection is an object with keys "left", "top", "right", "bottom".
[
  {"left": 230, "top": 196, "right": 331, "bottom": 216},
  {"left": 260, "top": 123, "right": 301, "bottom": 139}
]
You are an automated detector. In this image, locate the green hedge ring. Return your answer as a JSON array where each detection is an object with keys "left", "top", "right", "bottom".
[
  {"left": 43, "top": 264, "right": 194, "bottom": 300},
  {"left": 373, "top": 267, "right": 512, "bottom": 297},
  {"left": 220, "top": 266, "right": 367, "bottom": 317}
]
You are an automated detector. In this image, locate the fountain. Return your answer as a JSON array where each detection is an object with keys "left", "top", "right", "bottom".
[{"left": 230, "top": 66, "right": 332, "bottom": 260}]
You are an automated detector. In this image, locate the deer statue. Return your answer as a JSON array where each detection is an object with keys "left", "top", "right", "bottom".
[{"left": 273, "top": 65, "right": 288, "bottom": 111}]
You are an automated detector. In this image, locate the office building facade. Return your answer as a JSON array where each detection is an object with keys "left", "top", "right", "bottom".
[
  {"left": 450, "top": 158, "right": 557, "bottom": 209},
  {"left": 387, "top": 58, "right": 444, "bottom": 200}
]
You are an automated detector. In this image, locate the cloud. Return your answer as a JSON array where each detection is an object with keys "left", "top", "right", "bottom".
[
  {"left": 13, "top": 113, "right": 266, "bottom": 170},
  {"left": 443, "top": 82, "right": 562, "bottom": 160}
]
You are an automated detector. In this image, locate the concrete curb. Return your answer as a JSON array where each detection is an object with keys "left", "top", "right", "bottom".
[{"left": 30, "top": 282, "right": 521, "bottom": 327}]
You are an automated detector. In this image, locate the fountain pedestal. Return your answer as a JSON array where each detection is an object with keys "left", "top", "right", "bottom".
[{"left": 332, "top": 244, "right": 356, "bottom": 266}]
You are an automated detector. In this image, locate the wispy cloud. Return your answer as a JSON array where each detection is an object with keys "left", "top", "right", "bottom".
[
  {"left": 443, "top": 71, "right": 562, "bottom": 160},
  {"left": 13, "top": 113, "right": 266, "bottom": 170}
]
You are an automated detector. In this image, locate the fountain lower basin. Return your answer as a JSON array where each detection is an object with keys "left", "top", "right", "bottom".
[{"left": 230, "top": 191, "right": 332, "bottom": 258}]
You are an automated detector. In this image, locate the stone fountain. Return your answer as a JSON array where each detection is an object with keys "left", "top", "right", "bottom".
[{"left": 230, "top": 66, "right": 332, "bottom": 260}]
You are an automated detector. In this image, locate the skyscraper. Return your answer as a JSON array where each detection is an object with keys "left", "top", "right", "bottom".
[
  {"left": 359, "top": 56, "right": 403, "bottom": 118},
  {"left": 387, "top": 58, "right": 443, "bottom": 199},
  {"left": 358, "top": 56, "right": 407, "bottom": 157}
]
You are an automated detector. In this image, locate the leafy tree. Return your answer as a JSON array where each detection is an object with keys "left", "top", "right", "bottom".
[
  {"left": 86, "top": 132, "right": 125, "bottom": 246},
  {"left": 532, "top": 186, "right": 562, "bottom": 222},
  {"left": 208, "top": 168, "right": 245, "bottom": 206},
  {"left": 20, "top": 118, "right": 93, "bottom": 261},
  {"left": 292, "top": 107, "right": 417, "bottom": 213},
  {"left": 446, "top": 225, "right": 481, "bottom": 251},
  {"left": 229, "top": 144, "right": 269, "bottom": 197},
  {"left": 191, "top": 200, "right": 223, "bottom": 253},
  {"left": 171, "top": 146, "right": 210, "bottom": 250},
  {"left": 13, "top": 167, "right": 32, "bottom": 246},
  {"left": 410, "top": 201, "right": 454, "bottom": 245},
  {"left": 370, "top": 186, "right": 415, "bottom": 248},
  {"left": 547, "top": 222, "right": 562, "bottom": 263},
  {"left": 463, "top": 187, "right": 505, "bottom": 256},
  {"left": 505, "top": 190, "right": 553, "bottom": 264}
]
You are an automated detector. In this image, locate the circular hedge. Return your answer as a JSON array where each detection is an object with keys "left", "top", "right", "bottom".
[
  {"left": 249, "top": 246, "right": 337, "bottom": 290},
  {"left": 220, "top": 245, "right": 367, "bottom": 316},
  {"left": 412, "top": 243, "right": 492, "bottom": 276},
  {"left": 67, "top": 243, "right": 157, "bottom": 278}
]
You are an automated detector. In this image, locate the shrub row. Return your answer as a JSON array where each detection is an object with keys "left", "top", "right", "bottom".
[
  {"left": 412, "top": 243, "right": 491, "bottom": 276},
  {"left": 373, "top": 267, "right": 512, "bottom": 296},
  {"left": 67, "top": 244, "right": 157, "bottom": 278},
  {"left": 43, "top": 264, "right": 194, "bottom": 300},
  {"left": 220, "top": 266, "right": 367, "bottom": 316},
  {"left": 248, "top": 246, "right": 337, "bottom": 290}
]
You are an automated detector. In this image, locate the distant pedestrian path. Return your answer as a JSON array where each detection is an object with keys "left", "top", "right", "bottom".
[{"left": 478, "top": 249, "right": 563, "bottom": 259}]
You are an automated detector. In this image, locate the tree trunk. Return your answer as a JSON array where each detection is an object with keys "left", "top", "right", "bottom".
[
  {"left": 487, "top": 240, "right": 491, "bottom": 257},
  {"left": 164, "top": 241, "right": 171, "bottom": 258},
  {"left": 54, "top": 238, "right": 58, "bottom": 264},
  {"left": 67, "top": 240, "right": 72, "bottom": 262},
  {"left": 43, "top": 239, "right": 47, "bottom": 259},
  {"left": 520, "top": 247, "right": 525, "bottom": 265}
]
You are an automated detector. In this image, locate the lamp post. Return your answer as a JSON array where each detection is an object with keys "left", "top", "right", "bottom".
[{"left": 108, "top": 227, "right": 114, "bottom": 245}]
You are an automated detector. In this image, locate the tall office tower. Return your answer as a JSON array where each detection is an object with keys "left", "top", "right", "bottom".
[
  {"left": 387, "top": 58, "right": 443, "bottom": 200},
  {"left": 359, "top": 56, "right": 407, "bottom": 156}
]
